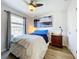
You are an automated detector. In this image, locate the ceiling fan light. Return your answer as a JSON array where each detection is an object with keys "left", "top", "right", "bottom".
[{"left": 29, "top": 4, "right": 36, "bottom": 12}]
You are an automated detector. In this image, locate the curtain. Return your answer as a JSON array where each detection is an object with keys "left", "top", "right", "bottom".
[
  {"left": 5, "top": 10, "right": 27, "bottom": 50},
  {"left": 23, "top": 17, "right": 26, "bottom": 34},
  {"left": 5, "top": 11, "right": 11, "bottom": 50}
]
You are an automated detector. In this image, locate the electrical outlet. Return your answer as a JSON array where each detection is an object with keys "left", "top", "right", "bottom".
[
  {"left": 76, "top": 50, "right": 77, "bottom": 54},
  {"left": 76, "top": 8, "right": 77, "bottom": 11}
]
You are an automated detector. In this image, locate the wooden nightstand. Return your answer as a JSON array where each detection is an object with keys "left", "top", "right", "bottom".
[{"left": 50, "top": 35, "right": 63, "bottom": 48}]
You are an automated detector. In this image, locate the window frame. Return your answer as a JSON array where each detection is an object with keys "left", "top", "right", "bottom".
[{"left": 10, "top": 13, "right": 26, "bottom": 37}]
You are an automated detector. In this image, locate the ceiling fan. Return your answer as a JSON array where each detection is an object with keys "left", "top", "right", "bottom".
[{"left": 23, "top": 0, "right": 43, "bottom": 11}]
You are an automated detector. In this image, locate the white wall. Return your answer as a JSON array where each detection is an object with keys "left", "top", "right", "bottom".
[
  {"left": 1, "top": 3, "right": 32, "bottom": 52},
  {"left": 34, "top": 11, "right": 68, "bottom": 46},
  {"left": 67, "top": 0, "right": 77, "bottom": 58},
  {"left": 26, "top": 17, "right": 34, "bottom": 33}
]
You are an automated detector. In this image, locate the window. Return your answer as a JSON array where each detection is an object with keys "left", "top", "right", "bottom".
[{"left": 11, "top": 14, "right": 26, "bottom": 37}]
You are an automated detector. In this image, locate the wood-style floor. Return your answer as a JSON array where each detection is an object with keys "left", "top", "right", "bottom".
[
  {"left": 44, "top": 46, "right": 75, "bottom": 59},
  {"left": 1, "top": 45, "right": 75, "bottom": 59}
]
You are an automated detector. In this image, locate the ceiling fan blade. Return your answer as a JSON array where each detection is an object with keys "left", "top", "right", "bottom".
[
  {"left": 36, "top": 4, "right": 43, "bottom": 7},
  {"left": 23, "top": 0, "right": 43, "bottom": 8}
]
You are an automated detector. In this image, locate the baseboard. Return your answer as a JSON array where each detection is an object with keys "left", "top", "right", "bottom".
[{"left": 66, "top": 47, "right": 76, "bottom": 59}]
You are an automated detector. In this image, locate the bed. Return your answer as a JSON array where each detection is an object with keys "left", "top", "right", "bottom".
[{"left": 10, "top": 30, "right": 50, "bottom": 59}]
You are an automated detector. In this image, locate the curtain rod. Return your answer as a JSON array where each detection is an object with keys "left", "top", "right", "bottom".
[{"left": 4, "top": 10, "right": 26, "bottom": 18}]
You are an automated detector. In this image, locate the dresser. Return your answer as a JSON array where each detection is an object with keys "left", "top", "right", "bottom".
[{"left": 50, "top": 34, "right": 63, "bottom": 48}]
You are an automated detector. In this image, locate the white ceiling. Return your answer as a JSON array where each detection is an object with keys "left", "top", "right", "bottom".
[{"left": 2, "top": 0, "right": 72, "bottom": 17}]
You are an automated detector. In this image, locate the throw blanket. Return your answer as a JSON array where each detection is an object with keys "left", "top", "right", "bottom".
[
  {"left": 31, "top": 30, "right": 48, "bottom": 43},
  {"left": 10, "top": 34, "right": 49, "bottom": 59}
]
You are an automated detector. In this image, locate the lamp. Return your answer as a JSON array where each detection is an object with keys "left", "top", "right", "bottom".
[
  {"left": 29, "top": 4, "right": 36, "bottom": 12},
  {"left": 29, "top": 25, "right": 36, "bottom": 33},
  {"left": 59, "top": 26, "right": 63, "bottom": 35}
]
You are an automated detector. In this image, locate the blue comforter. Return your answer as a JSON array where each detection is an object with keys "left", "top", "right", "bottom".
[{"left": 31, "top": 30, "right": 48, "bottom": 43}]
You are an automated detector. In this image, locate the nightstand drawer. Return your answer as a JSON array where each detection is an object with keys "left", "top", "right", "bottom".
[{"left": 51, "top": 35, "right": 62, "bottom": 48}]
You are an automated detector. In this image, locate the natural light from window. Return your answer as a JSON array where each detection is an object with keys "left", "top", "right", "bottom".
[{"left": 11, "top": 14, "right": 25, "bottom": 37}]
